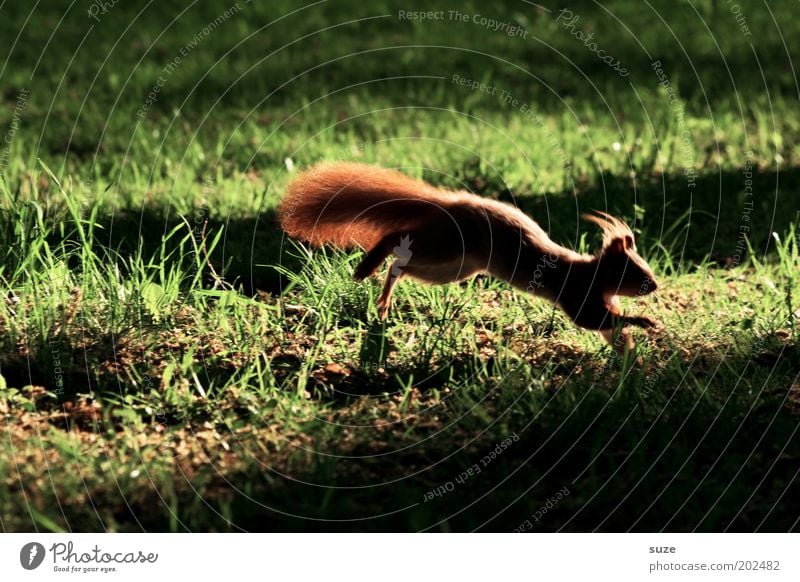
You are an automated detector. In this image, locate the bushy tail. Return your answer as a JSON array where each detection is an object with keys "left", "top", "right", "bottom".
[{"left": 278, "top": 162, "right": 449, "bottom": 249}]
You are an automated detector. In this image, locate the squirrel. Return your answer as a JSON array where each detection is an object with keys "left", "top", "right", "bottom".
[{"left": 279, "top": 162, "right": 659, "bottom": 352}]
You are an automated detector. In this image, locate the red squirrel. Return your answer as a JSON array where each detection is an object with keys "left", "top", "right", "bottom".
[{"left": 279, "top": 162, "right": 659, "bottom": 351}]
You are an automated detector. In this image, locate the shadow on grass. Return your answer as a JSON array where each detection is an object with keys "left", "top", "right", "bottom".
[
  {"left": 3, "top": 319, "right": 799, "bottom": 532},
  {"left": 30, "top": 336, "right": 800, "bottom": 532}
]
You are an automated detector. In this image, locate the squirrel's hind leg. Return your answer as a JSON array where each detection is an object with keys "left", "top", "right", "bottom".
[{"left": 376, "top": 260, "right": 404, "bottom": 320}]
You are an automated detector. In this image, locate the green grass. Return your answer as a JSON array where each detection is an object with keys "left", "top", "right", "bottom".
[{"left": 1, "top": 0, "right": 799, "bottom": 532}]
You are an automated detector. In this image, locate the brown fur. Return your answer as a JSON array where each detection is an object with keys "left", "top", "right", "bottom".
[{"left": 279, "top": 162, "right": 660, "bottom": 352}]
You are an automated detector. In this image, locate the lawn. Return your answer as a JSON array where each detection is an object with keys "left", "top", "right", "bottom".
[{"left": 1, "top": 0, "right": 799, "bottom": 532}]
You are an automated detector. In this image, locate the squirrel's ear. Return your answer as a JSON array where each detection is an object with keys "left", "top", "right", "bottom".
[{"left": 606, "top": 234, "right": 634, "bottom": 254}]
